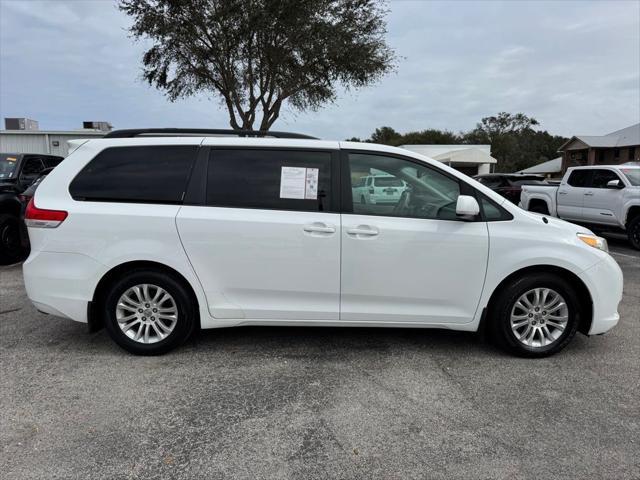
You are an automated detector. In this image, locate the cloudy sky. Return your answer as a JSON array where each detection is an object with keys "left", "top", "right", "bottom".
[{"left": 1, "top": 0, "right": 639, "bottom": 139}]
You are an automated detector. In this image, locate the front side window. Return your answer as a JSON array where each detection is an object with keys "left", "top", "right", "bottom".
[
  {"left": 206, "top": 149, "right": 332, "bottom": 212},
  {"left": 348, "top": 153, "right": 460, "bottom": 220},
  {"left": 0, "top": 154, "right": 19, "bottom": 179},
  {"left": 567, "top": 170, "right": 591, "bottom": 187},
  {"left": 69, "top": 146, "right": 197, "bottom": 203},
  {"left": 590, "top": 169, "right": 622, "bottom": 188}
]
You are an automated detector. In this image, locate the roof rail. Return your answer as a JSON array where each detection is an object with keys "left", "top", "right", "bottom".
[{"left": 102, "top": 128, "right": 318, "bottom": 140}]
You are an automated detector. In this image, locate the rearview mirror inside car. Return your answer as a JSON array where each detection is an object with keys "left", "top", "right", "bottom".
[{"left": 456, "top": 195, "right": 480, "bottom": 219}]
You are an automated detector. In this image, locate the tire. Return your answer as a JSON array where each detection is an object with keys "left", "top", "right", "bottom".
[
  {"left": 627, "top": 216, "right": 640, "bottom": 250},
  {"left": 488, "top": 273, "right": 580, "bottom": 358},
  {"left": 528, "top": 203, "right": 549, "bottom": 215},
  {"left": 0, "top": 214, "right": 27, "bottom": 266},
  {"left": 102, "top": 269, "right": 197, "bottom": 355}
]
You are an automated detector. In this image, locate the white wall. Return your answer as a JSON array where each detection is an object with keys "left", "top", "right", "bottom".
[{"left": 0, "top": 131, "right": 103, "bottom": 157}]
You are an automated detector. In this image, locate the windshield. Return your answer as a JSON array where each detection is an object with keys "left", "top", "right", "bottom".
[
  {"left": 620, "top": 168, "right": 640, "bottom": 186},
  {"left": 0, "top": 155, "right": 19, "bottom": 179}
]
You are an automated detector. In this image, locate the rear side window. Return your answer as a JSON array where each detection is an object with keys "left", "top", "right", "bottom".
[
  {"left": 566, "top": 170, "right": 591, "bottom": 187},
  {"left": 70, "top": 146, "right": 197, "bottom": 203},
  {"left": 206, "top": 149, "right": 332, "bottom": 212}
]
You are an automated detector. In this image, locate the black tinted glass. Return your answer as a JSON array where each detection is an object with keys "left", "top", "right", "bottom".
[
  {"left": 43, "top": 156, "right": 63, "bottom": 168},
  {"left": 590, "top": 169, "right": 621, "bottom": 188},
  {"left": 69, "top": 146, "right": 197, "bottom": 203},
  {"left": 206, "top": 149, "right": 332, "bottom": 211},
  {"left": 567, "top": 170, "right": 591, "bottom": 187}
]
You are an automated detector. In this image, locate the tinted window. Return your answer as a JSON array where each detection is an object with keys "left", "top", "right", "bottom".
[
  {"left": 509, "top": 178, "right": 547, "bottom": 186},
  {"left": 374, "top": 177, "right": 404, "bottom": 187},
  {"left": 43, "top": 156, "right": 63, "bottom": 168},
  {"left": 590, "top": 169, "right": 621, "bottom": 188},
  {"left": 348, "top": 153, "right": 460, "bottom": 220},
  {"left": 479, "top": 195, "right": 512, "bottom": 221},
  {"left": 477, "top": 176, "right": 503, "bottom": 188},
  {"left": 567, "top": 170, "right": 591, "bottom": 187},
  {"left": 70, "top": 146, "right": 197, "bottom": 203},
  {"left": 206, "top": 149, "right": 332, "bottom": 212},
  {"left": 21, "top": 157, "right": 45, "bottom": 175}
]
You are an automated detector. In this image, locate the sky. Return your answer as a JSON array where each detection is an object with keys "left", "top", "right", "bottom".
[{"left": 0, "top": 0, "right": 639, "bottom": 140}]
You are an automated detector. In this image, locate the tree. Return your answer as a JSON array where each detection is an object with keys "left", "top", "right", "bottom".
[
  {"left": 463, "top": 113, "right": 565, "bottom": 172},
  {"left": 119, "top": 0, "right": 396, "bottom": 130},
  {"left": 369, "top": 126, "right": 403, "bottom": 145}
]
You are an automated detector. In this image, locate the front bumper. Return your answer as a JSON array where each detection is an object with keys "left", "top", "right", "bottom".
[{"left": 578, "top": 253, "right": 624, "bottom": 335}]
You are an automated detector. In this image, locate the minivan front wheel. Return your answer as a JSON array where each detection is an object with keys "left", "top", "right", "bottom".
[
  {"left": 489, "top": 273, "right": 579, "bottom": 357},
  {"left": 103, "top": 269, "right": 196, "bottom": 355}
]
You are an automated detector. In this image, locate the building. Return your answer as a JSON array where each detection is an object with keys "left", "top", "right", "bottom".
[
  {"left": 517, "top": 157, "right": 562, "bottom": 178},
  {"left": 400, "top": 144, "right": 497, "bottom": 175},
  {"left": 0, "top": 118, "right": 110, "bottom": 157},
  {"left": 559, "top": 123, "right": 640, "bottom": 173}
]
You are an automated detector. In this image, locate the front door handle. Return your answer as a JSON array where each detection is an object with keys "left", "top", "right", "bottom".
[
  {"left": 346, "top": 225, "right": 379, "bottom": 237},
  {"left": 303, "top": 223, "right": 336, "bottom": 234},
  {"left": 558, "top": 191, "right": 568, "bottom": 195},
  {"left": 584, "top": 191, "right": 594, "bottom": 196}
]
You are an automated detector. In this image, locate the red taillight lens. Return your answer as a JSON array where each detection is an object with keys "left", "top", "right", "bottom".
[{"left": 25, "top": 198, "right": 68, "bottom": 228}]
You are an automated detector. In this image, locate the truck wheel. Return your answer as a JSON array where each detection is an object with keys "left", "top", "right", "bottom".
[
  {"left": 628, "top": 216, "right": 640, "bottom": 250},
  {"left": 489, "top": 273, "right": 580, "bottom": 357},
  {"left": 529, "top": 203, "right": 549, "bottom": 215},
  {"left": 0, "top": 214, "right": 27, "bottom": 265}
]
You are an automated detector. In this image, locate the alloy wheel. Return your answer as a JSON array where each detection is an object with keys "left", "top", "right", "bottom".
[
  {"left": 510, "top": 288, "right": 568, "bottom": 348},
  {"left": 115, "top": 284, "right": 178, "bottom": 344}
]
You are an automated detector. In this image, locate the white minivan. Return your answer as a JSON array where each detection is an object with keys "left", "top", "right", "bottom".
[{"left": 23, "top": 129, "right": 623, "bottom": 357}]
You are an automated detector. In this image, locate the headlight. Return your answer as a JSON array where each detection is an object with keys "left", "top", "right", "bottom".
[{"left": 577, "top": 233, "right": 608, "bottom": 252}]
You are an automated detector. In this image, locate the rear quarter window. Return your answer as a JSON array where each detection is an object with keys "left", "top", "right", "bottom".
[{"left": 69, "top": 146, "right": 197, "bottom": 203}]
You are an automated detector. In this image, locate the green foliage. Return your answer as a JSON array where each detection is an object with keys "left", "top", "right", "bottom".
[
  {"left": 119, "top": 0, "right": 396, "bottom": 130},
  {"left": 360, "top": 113, "right": 568, "bottom": 173}
]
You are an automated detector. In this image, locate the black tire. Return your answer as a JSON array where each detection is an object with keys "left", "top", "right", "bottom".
[
  {"left": 102, "top": 269, "right": 197, "bottom": 355},
  {"left": 528, "top": 203, "right": 549, "bottom": 215},
  {"left": 0, "top": 214, "right": 27, "bottom": 265},
  {"left": 488, "top": 273, "right": 580, "bottom": 358},
  {"left": 627, "top": 216, "right": 640, "bottom": 250}
]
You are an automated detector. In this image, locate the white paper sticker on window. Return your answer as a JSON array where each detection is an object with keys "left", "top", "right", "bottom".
[{"left": 280, "top": 166, "right": 319, "bottom": 200}]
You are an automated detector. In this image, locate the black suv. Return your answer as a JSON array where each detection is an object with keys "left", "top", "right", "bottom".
[
  {"left": 473, "top": 173, "right": 547, "bottom": 205},
  {"left": 0, "top": 153, "right": 63, "bottom": 264}
]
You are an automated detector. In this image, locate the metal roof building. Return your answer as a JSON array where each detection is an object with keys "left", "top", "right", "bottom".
[{"left": 0, "top": 129, "right": 106, "bottom": 157}]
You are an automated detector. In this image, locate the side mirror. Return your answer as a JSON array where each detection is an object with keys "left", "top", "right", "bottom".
[
  {"left": 456, "top": 195, "right": 480, "bottom": 219},
  {"left": 606, "top": 179, "right": 623, "bottom": 189}
]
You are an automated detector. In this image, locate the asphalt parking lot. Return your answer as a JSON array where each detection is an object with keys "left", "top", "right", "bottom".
[{"left": 1, "top": 238, "right": 638, "bottom": 480}]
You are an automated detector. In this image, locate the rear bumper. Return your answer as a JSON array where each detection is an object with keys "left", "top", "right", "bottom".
[
  {"left": 23, "top": 250, "right": 103, "bottom": 323},
  {"left": 578, "top": 254, "right": 624, "bottom": 335}
]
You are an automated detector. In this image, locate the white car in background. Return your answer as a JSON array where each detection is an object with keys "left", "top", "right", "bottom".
[
  {"left": 23, "top": 129, "right": 623, "bottom": 357},
  {"left": 352, "top": 174, "right": 406, "bottom": 205}
]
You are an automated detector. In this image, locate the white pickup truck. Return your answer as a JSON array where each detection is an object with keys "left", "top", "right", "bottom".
[{"left": 520, "top": 164, "right": 640, "bottom": 249}]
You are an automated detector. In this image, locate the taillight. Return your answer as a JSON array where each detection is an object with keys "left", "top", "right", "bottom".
[{"left": 25, "top": 198, "right": 68, "bottom": 228}]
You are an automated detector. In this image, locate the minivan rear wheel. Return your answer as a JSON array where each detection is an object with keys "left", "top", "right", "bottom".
[
  {"left": 489, "top": 273, "right": 579, "bottom": 357},
  {"left": 103, "top": 269, "right": 196, "bottom": 355}
]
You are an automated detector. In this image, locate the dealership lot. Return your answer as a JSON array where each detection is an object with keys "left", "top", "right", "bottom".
[{"left": 0, "top": 239, "right": 638, "bottom": 479}]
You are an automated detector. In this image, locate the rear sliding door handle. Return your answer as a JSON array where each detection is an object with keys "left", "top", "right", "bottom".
[
  {"left": 303, "top": 223, "right": 336, "bottom": 234},
  {"left": 346, "top": 226, "right": 379, "bottom": 237}
]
